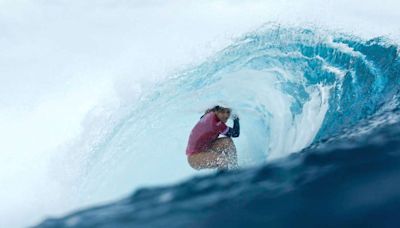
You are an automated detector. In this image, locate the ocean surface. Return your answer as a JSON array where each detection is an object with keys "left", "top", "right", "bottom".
[{"left": 35, "top": 26, "right": 400, "bottom": 227}]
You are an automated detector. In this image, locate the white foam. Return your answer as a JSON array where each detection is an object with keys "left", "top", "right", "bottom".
[{"left": 267, "top": 84, "right": 331, "bottom": 159}]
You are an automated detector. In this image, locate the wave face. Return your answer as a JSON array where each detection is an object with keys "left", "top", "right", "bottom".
[{"left": 38, "top": 27, "right": 400, "bottom": 227}]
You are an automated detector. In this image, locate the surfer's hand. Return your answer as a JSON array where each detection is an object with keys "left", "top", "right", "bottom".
[{"left": 232, "top": 114, "right": 239, "bottom": 120}]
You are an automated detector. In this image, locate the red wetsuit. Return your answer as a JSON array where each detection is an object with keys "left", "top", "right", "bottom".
[{"left": 186, "top": 112, "right": 229, "bottom": 155}]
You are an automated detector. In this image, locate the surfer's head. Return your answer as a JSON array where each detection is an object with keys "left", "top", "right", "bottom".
[{"left": 206, "top": 105, "right": 231, "bottom": 123}]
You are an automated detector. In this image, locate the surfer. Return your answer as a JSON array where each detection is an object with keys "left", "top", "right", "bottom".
[{"left": 186, "top": 105, "right": 240, "bottom": 170}]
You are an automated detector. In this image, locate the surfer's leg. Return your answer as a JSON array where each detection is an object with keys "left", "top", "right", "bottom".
[
  {"left": 187, "top": 137, "right": 238, "bottom": 170},
  {"left": 187, "top": 150, "right": 228, "bottom": 170},
  {"left": 209, "top": 137, "right": 238, "bottom": 169}
]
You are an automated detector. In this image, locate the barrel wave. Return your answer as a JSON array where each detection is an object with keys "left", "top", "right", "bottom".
[{"left": 38, "top": 26, "right": 400, "bottom": 227}]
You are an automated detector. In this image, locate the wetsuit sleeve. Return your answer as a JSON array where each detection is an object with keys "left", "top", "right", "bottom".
[{"left": 222, "top": 118, "right": 240, "bottom": 137}]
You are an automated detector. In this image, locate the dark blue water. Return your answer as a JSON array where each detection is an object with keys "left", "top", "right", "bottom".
[{"left": 35, "top": 27, "right": 400, "bottom": 228}]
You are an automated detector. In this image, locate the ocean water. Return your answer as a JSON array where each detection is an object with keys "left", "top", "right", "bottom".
[{"left": 1, "top": 1, "right": 399, "bottom": 227}]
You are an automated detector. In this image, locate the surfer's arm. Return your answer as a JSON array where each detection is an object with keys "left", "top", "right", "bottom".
[{"left": 222, "top": 117, "right": 240, "bottom": 137}]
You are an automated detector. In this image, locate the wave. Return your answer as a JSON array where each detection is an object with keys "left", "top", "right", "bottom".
[{"left": 50, "top": 25, "right": 400, "bottom": 219}]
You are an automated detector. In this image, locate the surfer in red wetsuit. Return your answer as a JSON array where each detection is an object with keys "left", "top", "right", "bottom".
[{"left": 186, "top": 105, "right": 240, "bottom": 170}]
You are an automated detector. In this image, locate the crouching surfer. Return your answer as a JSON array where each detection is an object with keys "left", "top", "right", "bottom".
[{"left": 185, "top": 105, "right": 240, "bottom": 170}]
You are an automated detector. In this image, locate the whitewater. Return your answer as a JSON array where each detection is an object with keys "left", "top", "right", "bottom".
[{"left": 0, "top": 0, "right": 399, "bottom": 227}]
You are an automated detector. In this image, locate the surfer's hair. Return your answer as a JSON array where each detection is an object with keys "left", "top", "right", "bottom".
[
  {"left": 204, "top": 105, "right": 231, "bottom": 115},
  {"left": 200, "top": 105, "right": 231, "bottom": 119}
]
